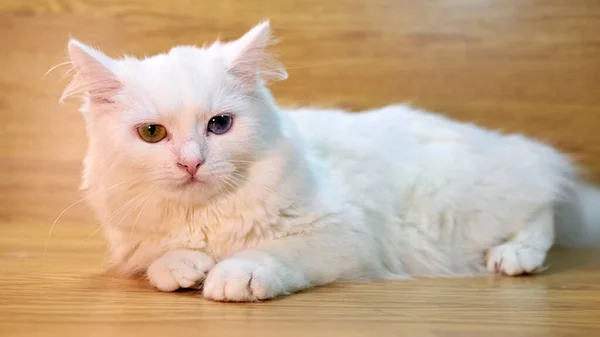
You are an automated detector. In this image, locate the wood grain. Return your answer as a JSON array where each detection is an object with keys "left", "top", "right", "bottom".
[{"left": 1, "top": 0, "right": 600, "bottom": 336}]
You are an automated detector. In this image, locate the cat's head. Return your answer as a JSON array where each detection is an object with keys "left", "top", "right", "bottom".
[{"left": 62, "top": 21, "right": 288, "bottom": 205}]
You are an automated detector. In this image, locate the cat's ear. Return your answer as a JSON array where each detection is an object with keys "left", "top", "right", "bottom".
[
  {"left": 61, "top": 39, "right": 122, "bottom": 104},
  {"left": 225, "top": 20, "right": 288, "bottom": 90}
]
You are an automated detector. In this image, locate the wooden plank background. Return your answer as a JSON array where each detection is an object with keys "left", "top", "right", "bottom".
[{"left": 1, "top": 1, "right": 599, "bottom": 336}]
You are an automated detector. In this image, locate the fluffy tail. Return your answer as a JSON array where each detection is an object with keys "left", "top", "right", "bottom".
[{"left": 555, "top": 183, "right": 600, "bottom": 247}]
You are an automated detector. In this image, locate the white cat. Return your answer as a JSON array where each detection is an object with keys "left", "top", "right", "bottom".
[{"left": 60, "top": 21, "right": 599, "bottom": 302}]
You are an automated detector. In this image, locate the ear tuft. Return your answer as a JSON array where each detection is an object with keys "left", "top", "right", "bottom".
[
  {"left": 60, "top": 39, "right": 122, "bottom": 104},
  {"left": 225, "top": 20, "right": 288, "bottom": 90}
]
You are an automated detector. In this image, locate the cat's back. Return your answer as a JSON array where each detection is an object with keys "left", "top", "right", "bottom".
[
  {"left": 284, "top": 104, "right": 574, "bottom": 205},
  {"left": 284, "top": 104, "right": 487, "bottom": 200},
  {"left": 285, "top": 104, "right": 568, "bottom": 162},
  {"left": 285, "top": 104, "right": 491, "bottom": 157}
]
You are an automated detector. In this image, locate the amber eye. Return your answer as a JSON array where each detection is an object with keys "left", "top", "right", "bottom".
[{"left": 137, "top": 124, "right": 167, "bottom": 143}]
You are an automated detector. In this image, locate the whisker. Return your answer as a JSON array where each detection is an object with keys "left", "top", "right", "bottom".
[
  {"left": 105, "top": 192, "right": 145, "bottom": 222},
  {"left": 220, "top": 175, "right": 242, "bottom": 192},
  {"left": 79, "top": 191, "right": 145, "bottom": 243},
  {"left": 115, "top": 194, "right": 149, "bottom": 230},
  {"left": 79, "top": 222, "right": 106, "bottom": 243},
  {"left": 129, "top": 187, "right": 159, "bottom": 239},
  {"left": 45, "top": 178, "right": 140, "bottom": 255}
]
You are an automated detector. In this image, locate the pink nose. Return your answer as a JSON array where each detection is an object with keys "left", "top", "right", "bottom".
[{"left": 177, "top": 160, "right": 202, "bottom": 176}]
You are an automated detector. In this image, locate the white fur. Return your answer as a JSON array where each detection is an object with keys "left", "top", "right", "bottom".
[{"left": 61, "top": 21, "right": 600, "bottom": 302}]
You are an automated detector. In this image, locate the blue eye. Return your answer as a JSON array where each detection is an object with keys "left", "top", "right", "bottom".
[{"left": 207, "top": 114, "right": 233, "bottom": 135}]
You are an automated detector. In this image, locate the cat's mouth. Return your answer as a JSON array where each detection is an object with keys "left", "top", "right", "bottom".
[{"left": 179, "top": 176, "right": 206, "bottom": 188}]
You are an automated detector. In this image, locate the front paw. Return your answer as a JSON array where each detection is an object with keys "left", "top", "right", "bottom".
[
  {"left": 203, "top": 258, "right": 286, "bottom": 302},
  {"left": 147, "top": 250, "right": 215, "bottom": 292}
]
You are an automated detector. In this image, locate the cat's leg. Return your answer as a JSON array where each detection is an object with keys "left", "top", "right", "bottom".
[
  {"left": 202, "top": 230, "right": 386, "bottom": 302},
  {"left": 147, "top": 249, "right": 215, "bottom": 292},
  {"left": 485, "top": 205, "right": 554, "bottom": 276}
]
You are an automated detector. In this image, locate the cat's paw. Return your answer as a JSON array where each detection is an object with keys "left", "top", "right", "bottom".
[
  {"left": 486, "top": 243, "right": 547, "bottom": 276},
  {"left": 202, "top": 258, "right": 286, "bottom": 302},
  {"left": 147, "top": 250, "right": 215, "bottom": 292}
]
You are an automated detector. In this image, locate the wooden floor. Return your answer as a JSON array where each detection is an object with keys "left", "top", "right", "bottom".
[{"left": 1, "top": 0, "right": 600, "bottom": 336}]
